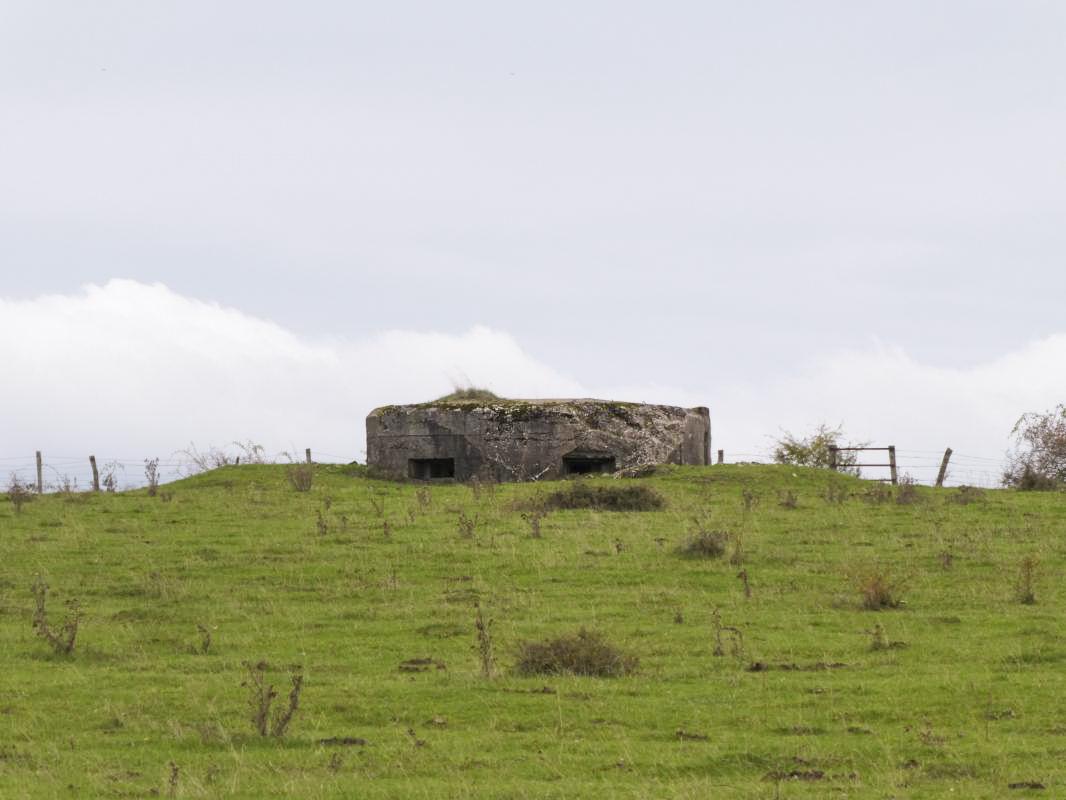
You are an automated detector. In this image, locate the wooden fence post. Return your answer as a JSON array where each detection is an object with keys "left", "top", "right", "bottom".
[
  {"left": 89, "top": 455, "right": 100, "bottom": 492},
  {"left": 305, "top": 448, "right": 312, "bottom": 465},
  {"left": 717, "top": 449, "right": 724, "bottom": 465},
  {"left": 888, "top": 446, "right": 898, "bottom": 486},
  {"left": 935, "top": 448, "right": 953, "bottom": 488},
  {"left": 35, "top": 451, "right": 43, "bottom": 494},
  {"left": 828, "top": 445, "right": 838, "bottom": 472}
]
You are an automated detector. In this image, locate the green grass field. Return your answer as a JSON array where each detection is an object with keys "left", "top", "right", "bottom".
[{"left": 2, "top": 464, "right": 1064, "bottom": 798}]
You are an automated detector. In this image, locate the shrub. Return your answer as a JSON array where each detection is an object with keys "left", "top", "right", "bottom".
[
  {"left": 677, "top": 529, "right": 729, "bottom": 559},
  {"left": 516, "top": 629, "right": 638, "bottom": 677},
  {"left": 952, "top": 485, "right": 985, "bottom": 505},
  {"left": 1011, "top": 466, "right": 1060, "bottom": 491},
  {"left": 852, "top": 568, "right": 905, "bottom": 610},
  {"left": 772, "top": 423, "right": 866, "bottom": 475},
  {"left": 538, "top": 483, "right": 665, "bottom": 512},
  {"left": 7, "top": 474, "right": 35, "bottom": 513},
  {"left": 1003, "top": 404, "right": 1066, "bottom": 489},
  {"left": 895, "top": 475, "right": 920, "bottom": 505}
]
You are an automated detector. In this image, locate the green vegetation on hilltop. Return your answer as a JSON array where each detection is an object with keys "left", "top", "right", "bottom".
[{"left": 2, "top": 464, "right": 1065, "bottom": 797}]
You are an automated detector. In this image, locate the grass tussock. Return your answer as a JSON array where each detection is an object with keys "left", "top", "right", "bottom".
[
  {"left": 677, "top": 529, "right": 729, "bottom": 559},
  {"left": 537, "top": 482, "right": 665, "bottom": 512},
  {"left": 516, "top": 629, "right": 638, "bottom": 677},
  {"left": 435, "top": 387, "right": 502, "bottom": 403}
]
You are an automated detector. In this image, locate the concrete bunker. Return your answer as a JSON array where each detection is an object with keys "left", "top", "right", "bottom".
[{"left": 367, "top": 394, "right": 710, "bottom": 483}]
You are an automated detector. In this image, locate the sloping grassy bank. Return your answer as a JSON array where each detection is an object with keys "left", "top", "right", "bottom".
[{"left": 1, "top": 464, "right": 1064, "bottom": 797}]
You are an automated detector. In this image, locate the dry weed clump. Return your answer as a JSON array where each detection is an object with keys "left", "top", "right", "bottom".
[
  {"left": 677, "top": 529, "right": 729, "bottom": 559},
  {"left": 516, "top": 629, "right": 638, "bottom": 677},
  {"left": 286, "top": 463, "right": 313, "bottom": 492},
  {"left": 243, "top": 661, "right": 304, "bottom": 737},
  {"left": 1016, "top": 556, "right": 1039, "bottom": 605},
  {"left": 851, "top": 567, "right": 906, "bottom": 610},
  {"left": 7, "top": 475, "right": 35, "bottom": 513},
  {"left": 895, "top": 476, "right": 920, "bottom": 505},
  {"left": 30, "top": 579, "right": 81, "bottom": 654},
  {"left": 144, "top": 458, "right": 160, "bottom": 496},
  {"left": 537, "top": 483, "right": 665, "bottom": 512},
  {"left": 952, "top": 485, "right": 985, "bottom": 505},
  {"left": 474, "top": 603, "right": 495, "bottom": 677}
]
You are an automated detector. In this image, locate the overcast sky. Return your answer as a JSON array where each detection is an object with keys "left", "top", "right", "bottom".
[{"left": 2, "top": 2, "right": 1064, "bottom": 487}]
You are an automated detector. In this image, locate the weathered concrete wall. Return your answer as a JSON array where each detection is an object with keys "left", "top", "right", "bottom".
[{"left": 366, "top": 399, "right": 710, "bottom": 482}]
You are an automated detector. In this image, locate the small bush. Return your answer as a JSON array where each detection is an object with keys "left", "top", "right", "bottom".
[
  {"left": 516, "top": 629, "right": 638, "bottom": 677},
  {"left": 772, "top": 424, "right": 865, "bottom": 475},
  {"left": 1003, "top": 404, "right": 1066, "bottom": 487},
  {"left": 1012, "top": 467, "right": 1060, "bottom": 491},
  {"left": 538, "top": 483, "right": 665, "bottom": 512},
  {"left": 952, "top": 485, "right": 985, "bottom": 505},
  {"left": 7, "top": 475, "right": 35, "bottom": 513},
  {"left": 677, "top": 529, "right": 729, "bottom": 559},
  {"left": 895, "top": 475, "right": 920, "bottom": 505},
  {"left": 852, "top": 568, "right": 905, "bottom": 610}
]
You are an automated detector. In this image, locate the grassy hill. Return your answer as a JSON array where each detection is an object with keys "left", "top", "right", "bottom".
[{"left": 2, "top": 464, "right": 1064, "bottom": 798}]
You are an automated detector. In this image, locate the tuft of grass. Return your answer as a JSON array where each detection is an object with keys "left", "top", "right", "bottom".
[
  {"left": 435, "top": 387, "right": 501, "bottom": 403},
  {"left": 537, "top": 482, "right": 665, "bottom": 512},
  {"left": 515, "top": 629, "right": 638, "bottom": 677}
]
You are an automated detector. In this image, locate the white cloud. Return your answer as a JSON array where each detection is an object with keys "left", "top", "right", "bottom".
[
  {"left": 3, "top": 280, "right": 1063, "bottom": 489},
  {"left": 0, "top": 280, "right": 584, "bottom": 485},
  {"left": 712, "top": 338, "right": 1066, "bottom": 486}
]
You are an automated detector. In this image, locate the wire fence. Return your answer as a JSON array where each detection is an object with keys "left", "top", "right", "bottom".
[
  {"left": 1, "top": 446, "right": 1009, "bottom": 493},
  {"left": 0, "top": 449, "right": 357, "bottom": 493},
  {"left": 719, "top": 449, "right": 1008, "bottom": 488}
]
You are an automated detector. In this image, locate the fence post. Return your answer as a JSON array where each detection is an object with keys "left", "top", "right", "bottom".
[
  {"left": 89, "top": 456, "right": 100, "bottom": 492},
  {"left": 35, "top": 451, "right": 43, "bottom": 494},
  {"left": 888, "top": 446, "right": 898, "bottom": 485},
  {"left": 935, "top": 448, "right": 953, "bottom": 488},
  {"left": 828, "top": 445, "right": 838, "bottom": 472},
  {"left": 305, "top": 448, "right": 312, "bottom": 465},
  {"left": 717, "top": 449, "right": 724, "bottom": 465}
]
